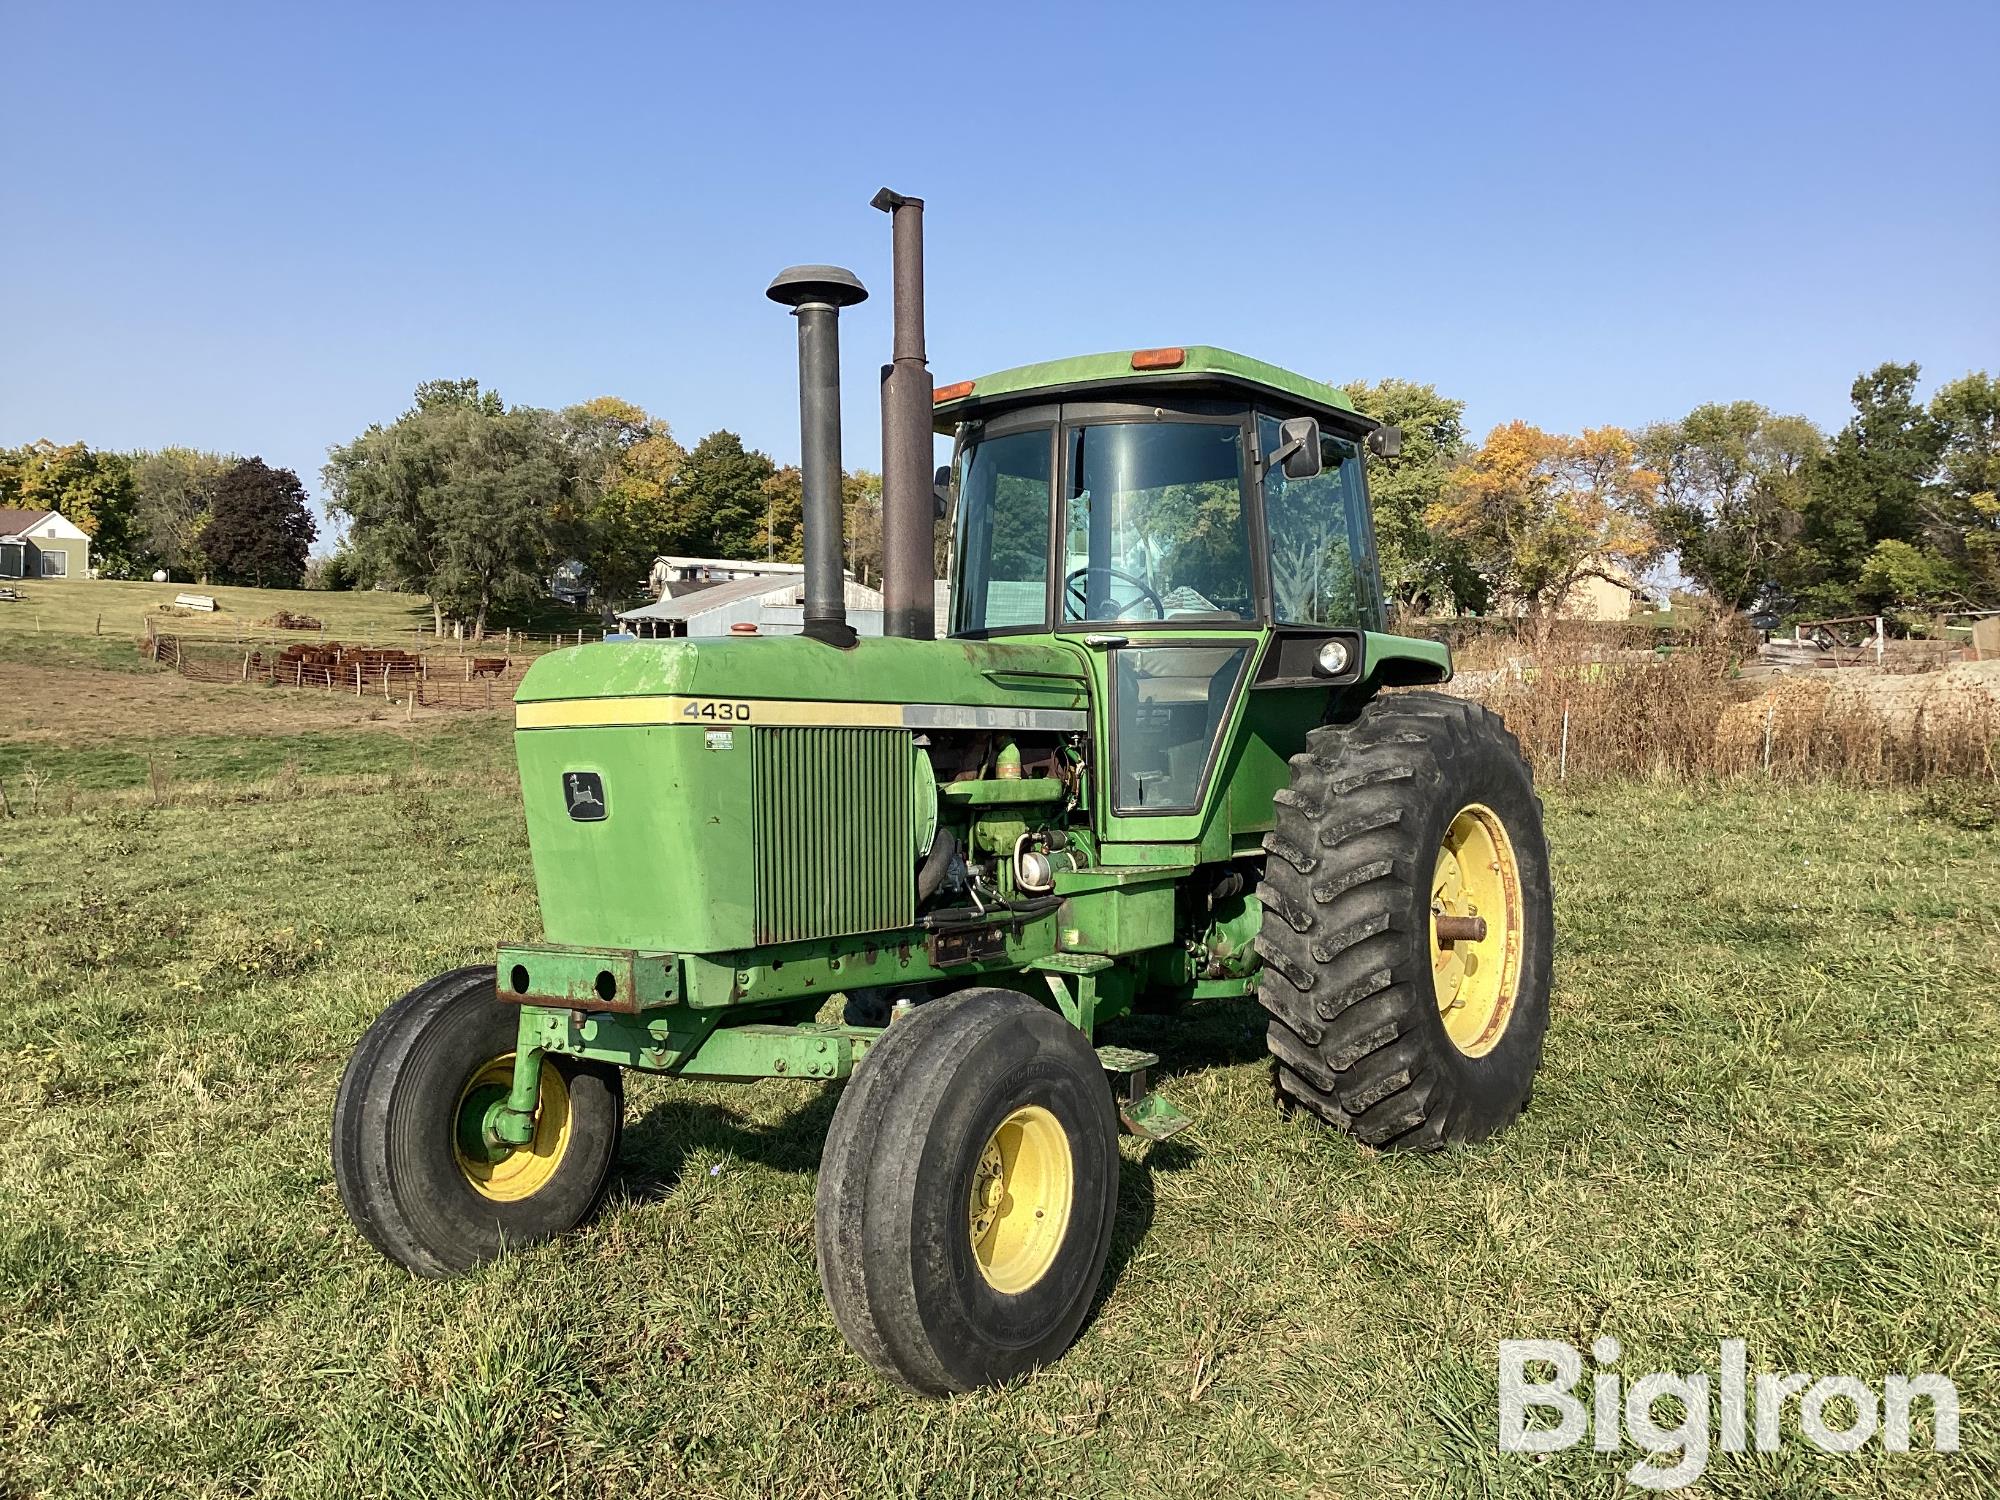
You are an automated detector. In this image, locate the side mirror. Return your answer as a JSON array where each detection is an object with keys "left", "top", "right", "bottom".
[
  {"left": 1268, "top": 416, "right": 1323, "bottom": 481},
  {"left": 933, "top": 464, "right": 952, "bottom": 519},
  {"left": 1366, "top": 425, "right": 1404, "bottom": 459}
]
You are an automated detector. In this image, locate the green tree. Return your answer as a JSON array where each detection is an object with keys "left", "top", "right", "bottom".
[
  {"left": 1638, "top": 403, "right": 1822, "bottom": 611},
  {"left": 1339, "top": 379, "right": 1480, "bottom": 614},
  {"left": 132, "top": 447, "right": 236, "bottom": 580},
  {"left": 1923, "top": 371, "right": 2000, "bottom": 605},
  {"left": 670, "top": 431, "right": 777, "bottom": 560},
  {"left": 198, "top": 458, "right": 317, "bottom": 587},
  {"left": 429, "top": 406, "right": 569, "bottom": 635},
  {"left": 0, "top": 440, "right": 140, "bottom": 575},
  {"left": 1784, "top": 363, "right": 1941, "bottom": 614},
  {"left": 326, "top": 380, "right": 568, "bottom": 635}
]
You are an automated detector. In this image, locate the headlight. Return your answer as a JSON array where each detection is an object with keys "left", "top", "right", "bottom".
[{"left": 1316, "top": 639, "right": 1351, "bottom": 676}]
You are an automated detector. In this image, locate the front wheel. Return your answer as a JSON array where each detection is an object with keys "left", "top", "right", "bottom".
[
  {"left": 1256, "top": 692, "right": 1553, "bottom": 1148},
  {"left": 331, "top": 966, "right": 623, "bottom": 1275},
  {"left": 815, "top": 988, "right": 1120, "bottom": 1393}
]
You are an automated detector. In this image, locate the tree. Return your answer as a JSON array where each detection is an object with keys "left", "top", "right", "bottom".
[
  {"left": 327, "top": 379, "right": 568, "bottom": 635},
  {"left": 669, "top": 431, "right": 777, "bottom": 560},
  {"left": 558, "top": 397, "right": 687, "bottom": 602},
  {"left": 428, "top": 406, "right": 569, "bottom": 636},
  {"left": 1638, "top": 403, "right": 1822, "bottom": 611},
  {"left": 198, "top": 458, "right": 316, "bottom": 587},
  {"left": 1923, "top": 371, "right": 2000, "bottom": 606},
  {"left": 1432, "top": 422, "right": 1660, "bottom": 641},
  {"left": 843, "top": 469, "right": 884, "bottom": 587},
  {"left": 0, "top": 440, "right": 139, "bottom": 575},
  {"left": 1339, "top": 378, "right": 1482, "bottom": 614},
  {"left": 132, "top": 447, "right": 236, "bottom": 580},
  {"left": 1784, "top": 363, "right": 1941, "bottom": 614},
  {"left": 759, "top": 465, "right": 805, "bottom": 563}
]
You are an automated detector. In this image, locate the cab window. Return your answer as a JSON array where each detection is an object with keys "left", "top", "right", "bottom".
[
  {"left": 1259, "top": 415, "right": 1380, "bottom": 628},
  {"left": 951, "top": 427, "right": 1052, "bottom": 633}
]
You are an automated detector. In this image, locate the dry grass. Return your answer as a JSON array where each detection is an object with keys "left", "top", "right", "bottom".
[{"left": 1445, "top": 640, "right": 2000, "bottom": 786}]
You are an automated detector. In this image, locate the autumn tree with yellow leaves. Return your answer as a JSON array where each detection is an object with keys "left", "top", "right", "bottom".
[{"left": 1430, "top": 422, "right": 1660, "bottom": 641}]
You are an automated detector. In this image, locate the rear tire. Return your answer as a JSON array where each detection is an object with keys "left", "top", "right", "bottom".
[
  {"left": 331, "top": 966, "right": 623, "bottom": 1275},
  {"left": 1256, "top": 692, "right": 1553, "bottom": 1148},
  {"left": 816, "top": 988, "right": 1119, "bottom": 1393}
]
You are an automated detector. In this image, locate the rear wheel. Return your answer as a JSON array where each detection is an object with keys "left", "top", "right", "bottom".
[
  {"left": 1256, "top": 692, "right": 1553, "bottom": 1148},
  {"left": 331, "top": 966, "right": 623, "bottom": 1275},
  {"left": 816, "top": 988, "right": 1119, "bottom": 1393}
]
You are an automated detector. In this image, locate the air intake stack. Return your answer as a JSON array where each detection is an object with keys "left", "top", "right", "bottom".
[
  {"left": 767, "top": 263, "right": 868, "bottom": 648},
  {"left": 872, "top": 188, "right": 935, "bottom": 641}
]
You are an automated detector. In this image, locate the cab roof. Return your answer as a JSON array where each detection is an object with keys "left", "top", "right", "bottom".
[{"left": 930, "top": 345, "right": 1361, "bottom": 432}]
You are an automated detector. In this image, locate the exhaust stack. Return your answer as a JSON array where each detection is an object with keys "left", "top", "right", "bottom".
[
  {"left": 872, "top": 188, "right": 935, "bottom": 640},
  {"left": 766, "top": 263, "right": 868, "bottom": 648}
]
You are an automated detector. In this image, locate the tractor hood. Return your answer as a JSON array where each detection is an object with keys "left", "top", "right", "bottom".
[
  {"left": 516, "top": 634, "right": 1087, "bottom": 718},
  {"left": 511, "top": 635, "right": 1089, "bottom": 957}
]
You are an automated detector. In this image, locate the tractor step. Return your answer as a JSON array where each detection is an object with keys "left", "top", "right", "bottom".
[
  {"left": 1095, "top": 1045, "right": 1191, "bottom": 1143},
  {"left": 1094, "top": 1045, "right": 1158, "bottom": 1074}
]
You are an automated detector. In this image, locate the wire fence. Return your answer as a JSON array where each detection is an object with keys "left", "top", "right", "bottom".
[{"left": 144, "top": 627, "right": 532, "bottom": 710}]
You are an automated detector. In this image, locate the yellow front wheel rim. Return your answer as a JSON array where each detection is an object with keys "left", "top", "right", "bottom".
[
  {"left": 453, "top": 1054, "right": 573, "bottom": 1203},
  {"left": 1430, "top": 804, "right": 1525, "bottom": 1057},
  {"left": 968, "top": 1105, "right": 1074, "bottom": 1294}
]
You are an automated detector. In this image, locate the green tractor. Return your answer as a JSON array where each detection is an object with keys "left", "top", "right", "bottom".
[{"left": 332, "top": 190, "right": 1552, "bottom": 1394}]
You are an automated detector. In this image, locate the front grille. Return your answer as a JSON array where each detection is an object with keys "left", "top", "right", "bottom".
[{"left": 751, "top": 726, "right": 915, "bottom": 945}]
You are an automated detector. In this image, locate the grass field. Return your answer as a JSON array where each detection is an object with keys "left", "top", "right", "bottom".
[
  {"left": 0, "top": 641, "right": 1995, "bottom": 1497},
  {"left": 0, "top": 576, "right": 593, "bottom": 646}
]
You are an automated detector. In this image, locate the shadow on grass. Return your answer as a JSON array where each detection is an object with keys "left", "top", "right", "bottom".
[
  {"left": 611, "top": 1069, "right": 1208, "bottom": 1317},
  {"left": 615, "top": 1086, "right": 843, "bottom": 1201},
  {"left": 1100, "top": 991, "right": 1271, "bottom": 1077}
]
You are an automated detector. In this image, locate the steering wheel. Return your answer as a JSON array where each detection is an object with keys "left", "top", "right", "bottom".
[{"left": 1063, "top": 565, "right": 1165, "bottom": 621}]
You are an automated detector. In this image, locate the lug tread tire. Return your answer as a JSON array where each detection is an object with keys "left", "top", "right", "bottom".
[
  {"left": 331, "top": 966, "right": 623, "bottom": 1276},
  {"left": 816, "top": 988, "right": 1120, "bottom": 1394},
  {"left": 1256, "top": 692, "right": 1553, "bottom": 1149}
]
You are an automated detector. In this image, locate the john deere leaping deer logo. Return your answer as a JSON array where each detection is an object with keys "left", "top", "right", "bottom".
[{"left": 563, "top": 772, "right": 606, "bottom": 822}]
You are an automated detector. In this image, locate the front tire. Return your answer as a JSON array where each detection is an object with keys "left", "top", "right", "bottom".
[
  {"left": 815, "top": 988, "right": 1120, "bottom": 1393},
  {"left": 331, "top": 966, "right": 623, "bottom": 1275},
  {"left": 1256, "top": 692, "right": 1553, "bottom": 1148}
]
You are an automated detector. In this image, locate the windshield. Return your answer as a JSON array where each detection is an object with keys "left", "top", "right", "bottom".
[{"left": 1061, "top": 421, "right": 1251, "bottom": 623}]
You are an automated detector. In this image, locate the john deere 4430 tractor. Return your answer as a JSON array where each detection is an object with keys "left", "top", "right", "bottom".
[{"left": 332, "top": 190, "right": 1552, "bottom": 1394}]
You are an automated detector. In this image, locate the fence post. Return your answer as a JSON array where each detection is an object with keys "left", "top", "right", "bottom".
[
  {"left": 1874, "top": 615, "right": 1885, "bottom": 669},
  {"left": 1558, "top": 701, "right": 1570, "bottom": 783},
  {"left": 241, "top": 652, "right": 250, "bottom": 682},
  {"left": 1763, "top": 692, "right": 1777, "bottom": 773}
]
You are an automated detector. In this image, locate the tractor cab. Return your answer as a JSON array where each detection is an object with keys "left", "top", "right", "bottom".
[{"left": 936, "top": 346, "right": 1402, "bottom": 818}]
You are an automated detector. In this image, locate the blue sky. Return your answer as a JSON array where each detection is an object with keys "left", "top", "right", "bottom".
[{"left": 3, "top": 0, "right": 1995, "bottom": 534}]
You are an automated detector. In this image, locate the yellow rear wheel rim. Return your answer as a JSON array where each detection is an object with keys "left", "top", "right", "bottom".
[
  {"left": 453, "top": 1054, "right": 573, "bottom": 1203},
  {"left": 1430, "top": 804, "right": 1525, "bottom": 1057},
  {"left": 968, "top": 1105, "right": 1074, "bottom": 1294}
]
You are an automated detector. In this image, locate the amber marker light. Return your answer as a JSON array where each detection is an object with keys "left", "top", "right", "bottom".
[
  {"left": 1131, "top": 347, "right": 1186, "bottom": 370},
  {"left": 932, "top": 380, "right": 975, "bottom": 403}
]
